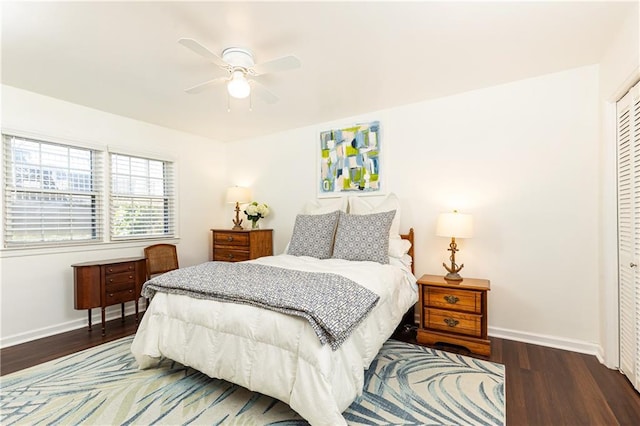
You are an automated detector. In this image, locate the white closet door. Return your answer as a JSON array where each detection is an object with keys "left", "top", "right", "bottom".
[{"left": 618, "top": 80, "right": 640, "bottom": 391}]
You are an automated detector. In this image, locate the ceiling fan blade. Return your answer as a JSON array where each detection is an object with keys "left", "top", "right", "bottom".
[
  {"left": 251, "top": 55, "right": 301, "bottom": 76},
  {"left": 184, "top": 77, "right": 227, "bottom": 94},
  {"left": 178, "top": 38, "right": 228, "bottom": 69},
  {"left": 250, "top": 80, "right": 279, "bottom": 104}
]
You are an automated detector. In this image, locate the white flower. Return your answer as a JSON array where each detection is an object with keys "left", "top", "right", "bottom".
[
  {"left": 244, "top": 201, "right": 270, "bottom": 220},
  {"left": 245, "top": 204, "right": 258, "bottom": 216},
  {"left": 257, "top": 204, "right": 270, "bottom": 217}
]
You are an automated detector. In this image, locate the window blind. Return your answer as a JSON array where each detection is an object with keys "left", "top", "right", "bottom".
[
  {"left": 109, "top": 152, "right": 175, "bottom": 240},
  {"left": 2, "top": 134, "right": 103, "bottom": 246}
]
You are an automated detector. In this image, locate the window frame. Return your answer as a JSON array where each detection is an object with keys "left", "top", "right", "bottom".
[
  {"left": 1, "top": 131, "right": 178, "bottom": 250},
  {"left": 108, "top": 150, "right": 176, "bottom": 241},
  {"left": 2, "top": 133, "right": 104, "bottom": 248}
]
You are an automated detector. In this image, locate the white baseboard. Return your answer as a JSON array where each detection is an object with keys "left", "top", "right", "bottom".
[
  {"left": 489, "top": 326, "right": 602, "bottom": 357},
  {"left": 0, "top": 304, "right": 144, "bottom": 349}
]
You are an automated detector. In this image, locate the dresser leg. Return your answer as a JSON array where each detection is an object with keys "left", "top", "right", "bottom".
[
  {"left": 135, "top": 298, "right": 139, "bottom": 323},
  {"left": 101, "top": 307, "right": 106, "bottom": 336},
  {"left": 87, "top": 309, "right": 92, "bottom": 331},
  {"left": 121, "top": 303, "right": 125, "bottom": 322}
]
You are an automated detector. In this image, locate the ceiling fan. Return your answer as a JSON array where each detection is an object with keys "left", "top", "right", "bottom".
[{"left": 178, "top": 38, "right": 301, "bottom": 105}]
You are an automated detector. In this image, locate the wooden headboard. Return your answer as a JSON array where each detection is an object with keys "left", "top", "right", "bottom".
[{"left": 400, "top": 228, "right": 415, "bottom": 274}]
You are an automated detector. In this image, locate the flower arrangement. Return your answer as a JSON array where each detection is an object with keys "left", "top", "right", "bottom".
[{"left": 244, "top": 201, "right": 270, "bottom": 229}]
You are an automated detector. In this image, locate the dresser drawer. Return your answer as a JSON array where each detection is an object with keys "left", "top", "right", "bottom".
[
  {"left": 424, "top": 286, "right": 482, "bottom": 314},
  {"left": 105, "top": 279, "right": 135, "bottom": 293},
  {"left": 105, "top": 270, "right": 136, "bottom": 286},
  {"left": 214, "top": 248, "right": 250, "bottom": 262},
  {"left": 423, "top": 307, "right": 482, "bottom": 337},
  {"left": 214, "top": 232, "right": 249, "bottom": 247},
  {"left": 104, "top": 262, "right": 137, "bottom": 275},
  {"left": 105, "top": 288, "right": 137, "bottom": 304}
]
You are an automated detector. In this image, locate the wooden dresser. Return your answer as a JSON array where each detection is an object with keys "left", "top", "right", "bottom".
[
  {"left": 211, "top": 229, "right": 273, "bottom": 262},
  {"left": 72, "top": 257, "right": 146, "bottom": 335},
  {"left": 416, "top": 274, "right": 491, "bottom": 356}
]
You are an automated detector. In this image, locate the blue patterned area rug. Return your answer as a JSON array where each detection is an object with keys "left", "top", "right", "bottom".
[{"left": 1, "top": 336, "right": 505, "bottom": 425}]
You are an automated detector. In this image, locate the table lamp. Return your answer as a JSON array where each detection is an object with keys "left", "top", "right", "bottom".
[
  {"left": 436, "top": 210, "right": 473, "bottom": 281},
  {"left": 226, "top": 186, "right": 251, "bottom": 230}
]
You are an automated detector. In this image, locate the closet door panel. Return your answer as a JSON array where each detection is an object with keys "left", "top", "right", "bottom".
[{"left": 618, "top": 81, "right": 640, "bottom": 391}]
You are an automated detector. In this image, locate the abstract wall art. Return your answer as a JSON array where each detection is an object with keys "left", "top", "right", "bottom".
[{"left": 318, "top": 121, "right": 381, "bottom": 196}]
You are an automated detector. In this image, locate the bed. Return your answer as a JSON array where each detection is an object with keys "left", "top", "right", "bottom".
[{"left": 131, "top": 207, "right": 417, "bottom": 426}]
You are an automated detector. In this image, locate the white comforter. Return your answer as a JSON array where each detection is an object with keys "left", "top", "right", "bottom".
[{"left": 131, "top": 254, "right": 417, "bottom": 425}]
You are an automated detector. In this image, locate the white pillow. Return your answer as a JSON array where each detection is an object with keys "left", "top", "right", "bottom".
[
  {"left": 389, "top": 237, "right": 412, "bottom": 258},
  {"left": 301, "top": 198, "right": 348, "bottom": 215},
  {"left": 348, "top": 193, "right": 401, "bottom": 239}
]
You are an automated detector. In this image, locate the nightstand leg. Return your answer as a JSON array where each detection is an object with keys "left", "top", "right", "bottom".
[
  {"left": 121, "top": 303, "right": 125, "bottom": 322},
  {"left": 87, "top": 309, "right": 92, "bottom": 331},
  {"left": 135, "top": 298, "right": 139, "bottom": 322}
]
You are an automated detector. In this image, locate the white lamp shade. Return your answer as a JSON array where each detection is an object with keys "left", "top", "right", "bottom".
[
  {"left": 436, "top": 211, "right": 473, "bottom": 238},
  {"left": 226, "top": 186, "right": 251, "bottom": 204},
  {"left": 227, "top": 71, "right": 251, "bottom": 99}
]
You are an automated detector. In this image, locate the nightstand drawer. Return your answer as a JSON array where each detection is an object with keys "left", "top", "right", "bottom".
[
  {"left": 425, "top": 287, "right": 482, "bottom": 314},
  {"left": 424, "top": 307, "right": 482, "bottom": 337},
  {"left": 214, "top": 248, "right": 250, "bottom": 262},
  {"left": 214, "top": 232, "right": 249, "bottom": 247}
]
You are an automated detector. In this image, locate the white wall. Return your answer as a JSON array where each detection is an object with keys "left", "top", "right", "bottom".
[
  {"left": 0, "top": 64, "right": 609, "bottom": 355},
  {"left": 0, "top": 85, "right": 228, "bottom": 346},
  {"left": 227, "top": 65, "right": 602, "bottom": 353}
]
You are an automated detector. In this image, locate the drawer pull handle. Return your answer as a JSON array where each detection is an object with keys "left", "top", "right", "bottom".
[
  {"left": 227, "top": 236, "right": 234, "bottom": 242},
  {"left": 444, "top": 295, "right": 459, "bottom": 304},
  {"left": 108, "top": 268, "right": 113, "bottom": 273},
  {"left": 108, "top": 293, "right": 114, "bottom": 297},
  {"left": 129, "top": 290, "right": 133, "bottom": 293},
  {"left": 129, "top": 275, "right": 133, "bottom": 279},
  {"left": 444, "top": 318, "right": 459, "bottom": 327},
  {"left": 109, "top": 278, "right": 113, "bottom": 283},
  {"left": 227, "top": 253, "right": 234, "bottom": 259}
]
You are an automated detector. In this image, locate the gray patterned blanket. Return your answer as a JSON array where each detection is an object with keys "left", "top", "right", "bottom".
[{"left": 142, "top": 262, "right": 380, "bottom": 350}]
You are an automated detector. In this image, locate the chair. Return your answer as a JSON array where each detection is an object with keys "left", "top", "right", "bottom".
[{"left": 144, "top": 243, "right": 179, "bottom": 280}]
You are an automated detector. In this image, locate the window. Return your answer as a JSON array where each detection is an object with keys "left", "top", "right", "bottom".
[
  {"left": 110, "top": 153, "right": 175, "bottom": 239},
  {"left": 3, "top": 134, "right": 103, "bottom": 246}
]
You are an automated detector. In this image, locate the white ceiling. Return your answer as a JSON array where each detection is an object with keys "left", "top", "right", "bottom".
[{"left": 1, "top": 1, "right": 636, "bottom": 142}]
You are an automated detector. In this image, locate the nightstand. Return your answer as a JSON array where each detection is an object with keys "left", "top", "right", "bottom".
[
  {"left": 211, "top": 229, "right": 273, "bottom": 262},
  {"left": 416, "top": 274, "right": 491, "bottom": 356}
]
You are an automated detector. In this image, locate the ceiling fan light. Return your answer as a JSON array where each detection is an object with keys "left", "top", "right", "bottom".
[{"left": 227, "top": 71, "right": 250, "bottom": 99}]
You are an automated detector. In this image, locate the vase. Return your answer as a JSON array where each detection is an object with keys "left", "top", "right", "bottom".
[{"left": 251, "top": 219, "right": 260, "bottom": 229}]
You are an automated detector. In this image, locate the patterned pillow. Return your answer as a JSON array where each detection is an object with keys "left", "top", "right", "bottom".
[
  {"left": 348, "top": 193, "right": 401, "bottom": 239},
  {"left": 332, "top": 210, "right": 396, "bottom": 264},
  {"left": 287, "top": 211, "right": 340, "bottom": 259}
]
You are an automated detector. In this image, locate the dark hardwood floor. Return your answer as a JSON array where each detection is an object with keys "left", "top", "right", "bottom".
[{"left": 2, "top": 317, "right": 640, "bottom": 425}]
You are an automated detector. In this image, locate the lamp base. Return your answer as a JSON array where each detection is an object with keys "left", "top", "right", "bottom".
[
  {"left": 444, "top": 271, "right": 463, "bottom": 281},
  {"left": 231, "top": 202, "right": 243, "bottom": 230},
  {"left": 442, "top": 237, "right": 464, "bottom": 282}
]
